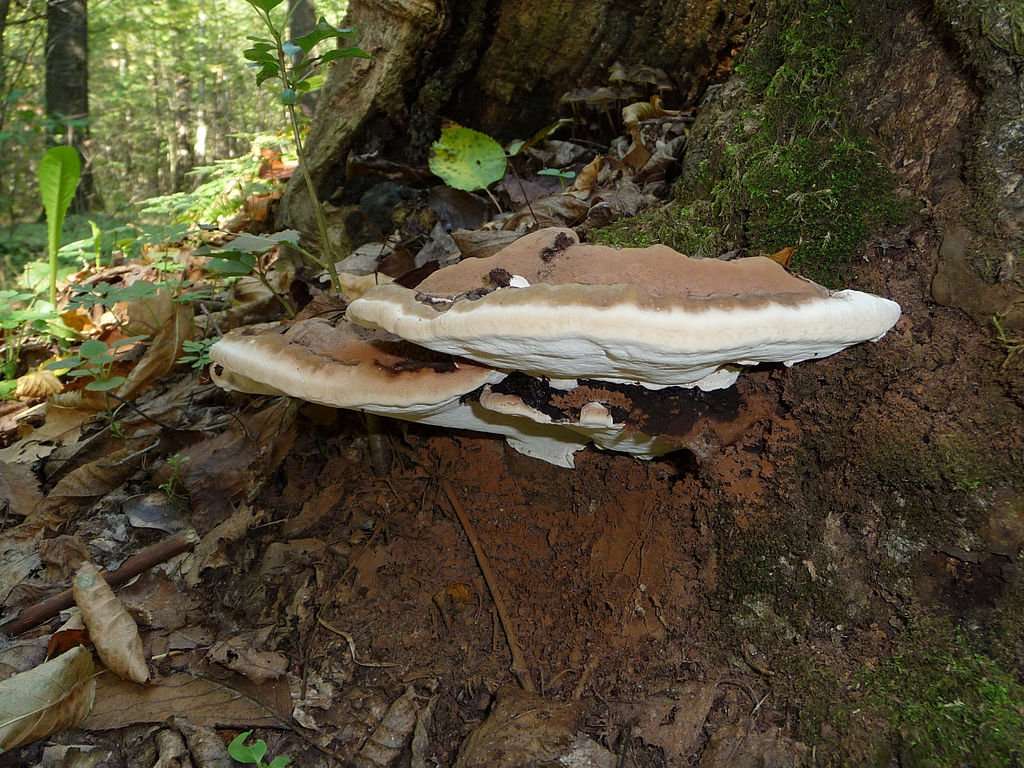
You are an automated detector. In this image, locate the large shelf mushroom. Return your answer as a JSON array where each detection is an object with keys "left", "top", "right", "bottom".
[
  {"left": 210, "top": 229, "right": 902, "bottom": 468},
  {"left": 346, "top": 228, "right": 902, "bottom": 391}
]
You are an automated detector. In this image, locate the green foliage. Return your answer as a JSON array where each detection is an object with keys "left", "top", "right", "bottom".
[
  {"left": 178, "top": 338, "right": 217, "bottom": 369},
  {"left": 594, "top": 0, "right": 910, "bottom": 286},
  {"left": 864, "top": 629, "right": 1024, "bottom": 767},
  {"left": 0, "top": 290, "right": 59, "bottom": 381},
  {"left": 38, "top": 146, "right": 83, "bottom": 304},
  {"left": 228, "top": 730, "right": 291, "bottom": 768},
  {"left": 139, "top": 145, "right": 270, "bottom": 225},
  {"left": 429, "top": 124, "right": 508, "bottom": 192},
  {"left": 46, "top": 336, "right": 146, "bottom": 393}
]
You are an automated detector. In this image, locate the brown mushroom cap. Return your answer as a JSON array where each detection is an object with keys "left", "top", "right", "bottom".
[
  {"left": 347, "top": 228, "right": 902, "bottom": 389},
  {"left": 209, "top": 317, "right": 504, "bottom": 413}
]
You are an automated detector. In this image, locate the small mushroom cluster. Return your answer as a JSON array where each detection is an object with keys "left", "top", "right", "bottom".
[{"left": 210, "top": 228, "right": 901, "bottom": 467}]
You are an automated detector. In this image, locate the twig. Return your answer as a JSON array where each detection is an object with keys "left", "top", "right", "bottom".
[
  {"left": 317, "top": 617, "right": 398, "bottom": 668},
  {"left": 0, "top": 530, "right": 200, "bottom": 636},
  {"left": 508, "top": 163, "right": 539, "bottom": 228},
  {"left": 441, "top": 480, "right": 534, "bottom": 692}
]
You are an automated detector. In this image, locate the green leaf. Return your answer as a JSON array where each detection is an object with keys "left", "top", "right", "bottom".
[
  {"left": 244, "top": 47, "right": 278, "bottom": 66},
  {"left": 319, "top": 47, "right": 371, "bottom": 64},
  {"left": 46, "top": 358, "right": 81, "bottom": 371},
  {"left": 428, "top": 123, "right": 507, "bottom": 192},
  {"left": 292, "top": 17, "right": 349, "bottom": 54},
  {"left": 228, "top": 731, "right": 266, "bottom": 764},
  {"left": 79, "top": 340, "right": 110, "bottom": 360},
  {"left": 86, "top": 376, "right": 125, "bottom": 392},
  {"left": 38, "top": 146, "right": 82, "bottom": 303},
  {"left": 255, "top": 65, "right": 280, "bottom": 87},
  {"left": 227, "top": 231, "right": 300, "bottom": 253},
  {"left": 246, "top": 0, "right": 285, "bottom": 12},
  {"left": 537, "top": 168, "right": 576, "bottom": 180},
  {"left": 205, "top": 257, "right": 255, "bottom": 276},
  {"left": 267, "top": 757, "right": 292, "bottom": 768}
]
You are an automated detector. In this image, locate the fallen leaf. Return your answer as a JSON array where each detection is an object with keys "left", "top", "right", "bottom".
[
  {"left": 569, "top": 156, "right": 603, "bottom": 198},
  {"left": 83, "top": 673, "right": 286, "bottom": 729},
  {"left": 768, "top": 246, "right": 796, "bottom": 268},
  {"left": 0, "top": 461, "right": 41, "bottom": 517},
  {"left": 184, "top": 504, "right": 264, "bottom": 587},
  {"left": 0, "top": 645, "right": 97, "bottom": 751},
  {"left": 72, "top": 562, "right": 150, "bottom": 684},
  {"left": 207, "top": 636, "right": 288, "bottom": 684},
  {"left": 14, "top": 370, "right": 64, "bottom": 400}
]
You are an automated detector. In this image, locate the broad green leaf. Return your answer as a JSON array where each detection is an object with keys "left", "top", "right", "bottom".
[
  {"left": 205, "top": 257, "right": 255, "bottom": 276},
  {"left": 319, "top": 47, "right": 371, "bottom": 64},
  {"left": 246, "top": 0, "right": 285, "bottom": 13},
  {"left": 256, "top": 65, "right": 280, "bottom": 87},
  {"left": 428, "top": 124, "right": 507, "bottom": 192},
  {"left": 292, "top": 17, "right": 349, "bottom": 54},
  {"left": 85, "top": 376, "right": 125, "bottom": 392},
  {"left": 228, "top": 731, "right": 264, "bottom": 764},
  {"left": 268, "top": 757, "right": 292, "bottom": 768},
  {"left": 537, "top": 168, "right": 576, "bottom": 180},
  {"left": 79, "top": 340, "right": 109, "bottom": 360},
  {"left": 46, "top": 358, "right": 81, "bottom": 371},
  {"left": 226, "top": 230, "right": 300, "bottom": 253},
  {"left": 38, "top": 146, "right": 82, "bottom": 303}
]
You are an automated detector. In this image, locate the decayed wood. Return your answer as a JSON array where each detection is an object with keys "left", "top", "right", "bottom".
[{"left": 0, "top": 530, "right": 199, "bottom": 637}]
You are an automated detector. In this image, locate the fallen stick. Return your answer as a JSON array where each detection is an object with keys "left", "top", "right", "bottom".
[
  {"left": 441, "top": 480, "right": 534, "bottom": 692},
  {"left": 0, "top": 529, "right": 200, "bottom": 637}
]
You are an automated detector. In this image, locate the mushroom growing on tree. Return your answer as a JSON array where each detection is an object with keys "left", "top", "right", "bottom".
[
  {"left": 346, "top": 228, "right": 902, "bottom": 391},
  {"left": 208, "top": 316, "right": 594, "bottom": 467}
]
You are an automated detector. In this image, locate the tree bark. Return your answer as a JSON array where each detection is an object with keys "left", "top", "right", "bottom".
[
  {"left": 45, "top": 0, "right": 97, "bottom": 211},
  {"left": 278, "top": 0, "right": 750, "bottom": 233}
]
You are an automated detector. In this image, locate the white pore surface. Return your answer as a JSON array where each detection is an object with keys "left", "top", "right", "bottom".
[{"left": 348, "top": 288, "right": 902, "bottom": 389}]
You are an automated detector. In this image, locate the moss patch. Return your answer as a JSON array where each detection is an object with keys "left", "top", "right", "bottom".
[
  {"left": 861, "top": 623, "right": 1024, "bottom": 768},
  {"left": 594, "top": 0, "right": 911, "bottom": 286}
]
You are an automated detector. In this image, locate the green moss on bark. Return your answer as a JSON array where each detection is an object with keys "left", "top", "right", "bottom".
[{"left": 594, "top": 0, "right": 911, "bottom": 286}]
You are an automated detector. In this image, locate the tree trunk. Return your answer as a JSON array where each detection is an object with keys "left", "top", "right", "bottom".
[
  {"left": 288, "top": 0, "right": 316, "bottom": 40},
  {"left": 279, "top": 0, "right": 750, "bottom": 232},
  {"left": 45, "top": 0, "right": 97, "bottom": 211}
]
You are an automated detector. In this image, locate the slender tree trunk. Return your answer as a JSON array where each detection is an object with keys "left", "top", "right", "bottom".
[
  {"left": 45, "top": 0, "right": 97, "bottom": 211},
  {"left": 171, "top": 74, "right": 195, "bottom": 190},
  {"left": 288, "top": 0, "right": 318, "bottom": 116}
]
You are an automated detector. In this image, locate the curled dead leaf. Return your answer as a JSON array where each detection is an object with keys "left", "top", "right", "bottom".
[
  {"left": 0, "top": 645, "right": 97, "bottom": 751},
  {"left": 72, "top": 563, "right": 150, "bottom": 684},
  {"left": 768, "top": 246, "right": 796, "bottom": 268},
  {"left": 14, "top": 371, "right": 64, "bottom": 400},
  {"left": 622, "top": 95, "right": 681, "bottom": 127}
]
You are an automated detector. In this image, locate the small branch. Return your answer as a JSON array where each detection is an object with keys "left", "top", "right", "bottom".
[
  {"left": 441, "top": 480, "right": 534, "bottom": 692},
  {"left": 0, "top": 530, "right": 200, "bottom": 636}
]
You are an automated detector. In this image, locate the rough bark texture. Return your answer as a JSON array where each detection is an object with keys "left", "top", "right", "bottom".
[
  {"left": 279, "top": 0, "right": 750, "bottom": 232},
  {"left": 45, "top": 0, "right": 96, "bottom": 211}
]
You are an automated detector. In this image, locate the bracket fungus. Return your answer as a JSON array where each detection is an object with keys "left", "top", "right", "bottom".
[
  {"left": 211, "top": 228, "right": 902, "bottom": 468},
  {"left": 347, "top": 228, "right": 902, "bottom": 391},
  {"left": 208, "top": 317, "right": 593, "bottom": 467}
]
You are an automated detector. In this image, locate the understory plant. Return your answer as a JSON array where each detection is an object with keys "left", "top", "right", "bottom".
[
  {"left": 228, "top": 730, "right": 290, "bottom": 768},
  {"left": 38, "top": 145, "right": 82, "bottom": 305},
  {"left": 242, "top": 0, "right": 369, "bottom": 294}
]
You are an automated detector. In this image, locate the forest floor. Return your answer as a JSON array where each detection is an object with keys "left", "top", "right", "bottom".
[
  {"left": 2, "top": 214, "right": 1021, "bottom": 767},
  {"left": 2, "top": 64, "right": 1023, "bottom": 768}
]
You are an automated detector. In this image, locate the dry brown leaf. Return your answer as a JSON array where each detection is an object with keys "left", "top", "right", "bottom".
[
  {"left": 117, "top": 297, "right": 194, "bottom": 403},
  {"left": 83, "top": 673, "right": 287, "bottom": 729},
  {"left": 14, "top": 371, "right": 64, "bottom": 400},
  {"left": 569, "top": 156, "right": 603, "bottom": 198},
  {"left": 24, "top": 444, "right": 148, "bottom": 534},
  {"left": 0, "top": 405, "right": 92, "bottom": 466},
  {"left": 72, "top": 562, "right": 150, "bottom": 684},
  {"left": 184, "top": 505, "right": 264, "bottom": 587},
  {"left": 502, "top": 194, "right": 590, "bottom": 231},
  {"left": 0, "top": 461, "right": 41, "bottom": 518},
  {"left": 207, "top": 636, "right": 288, "bottom": 684},
  {"left": 451, "top": 230, "right": 523, "bottom": 260},
  {"left": 768, "top": 246, "right": 796, "bottom": 268},
  {"left": 0, "top": 645, "right": 97, "bottom": 751},
  {"left": 622, "top": 95, "right": 680, "bottom": 127}
]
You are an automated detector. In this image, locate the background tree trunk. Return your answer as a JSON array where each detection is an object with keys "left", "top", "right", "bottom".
[
  {"left": 279, "top": 0, "right": 750, "bottom": 232},
  {"left": 45, "top": 0, "right": 97, "bottom": 211},
  {"left": 288, "top": 0, "right": 318, "bottom": 116}
]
